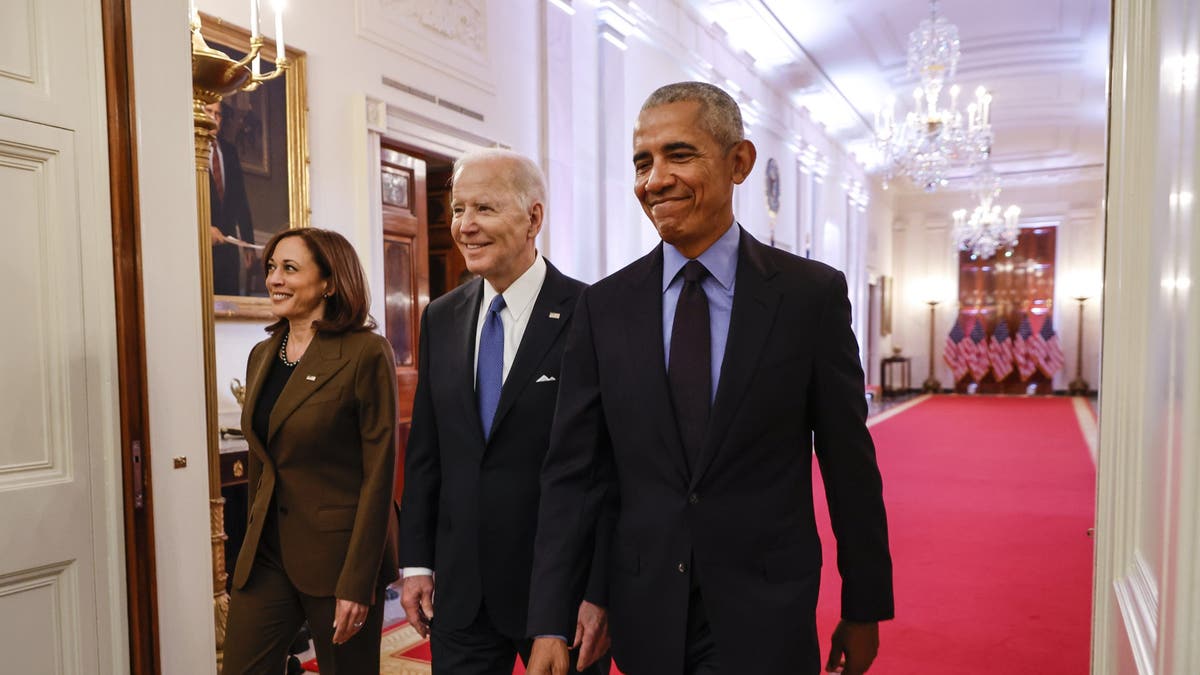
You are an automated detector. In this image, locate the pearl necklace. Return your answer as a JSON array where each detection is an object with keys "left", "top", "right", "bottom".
[{"left": 278, "top": 332, "right": 301, "bottom": 367}]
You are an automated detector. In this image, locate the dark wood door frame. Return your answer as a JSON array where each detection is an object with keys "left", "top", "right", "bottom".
[{"left": 101, "top": 0, "right": 161, "bottom": 672}]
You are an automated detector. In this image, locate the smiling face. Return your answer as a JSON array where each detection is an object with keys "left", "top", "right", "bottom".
[
  {"left": 265, "top": 234, "right": 329, "bottom": 326},
  {"left": 632, "top": 100, "right": 756, "bottom": 258},
  {"left": 450, "top": 157, "right": 542, "bottom": 292}
]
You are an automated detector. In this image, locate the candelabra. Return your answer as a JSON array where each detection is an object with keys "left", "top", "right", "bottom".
[
  {"left": 922, "top": 300, "right": 942, "bottom": 392},
  {"left": 952, "top": 164, "right": 1021, "bottom": 260},
  {"left": 1068, "top": 296, "right": 1091, "bottom": 395},
  {"left": 190, "top": 2, "right": 287, "bottom": 669},
  {"left": 875, "top": 0, "right": 993, "bottom": 191}
]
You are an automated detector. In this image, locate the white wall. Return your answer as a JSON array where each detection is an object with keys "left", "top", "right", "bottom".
[
  {"left": 864, "top": 180, "right": 896, "bottom": 386},
  {"left": 130, "top": 0, "right": 219, "bottom": 671},
  {"left": 890, "top": 177, "right": 1106, "bottom": 391}
]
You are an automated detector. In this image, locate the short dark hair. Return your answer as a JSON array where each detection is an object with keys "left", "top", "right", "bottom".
[
  {"left": 262, "top": 228, "right": 377, "bottom": 335},
  {"left": 640, "top": 81, "right": 745, "bottom": 148}
]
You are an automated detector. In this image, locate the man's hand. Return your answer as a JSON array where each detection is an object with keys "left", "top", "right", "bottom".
[
  {"left": 526, "top": 637, "right": 570, "bottom": 675},
  {"left": 573, "top": 600, "right": 610, "bottom": 670},
  {"left": 825, "top": 620, "right": 879, "bottom": 675},
  {"left": 210, "top": 226, "right": 227, "bottom": 245},
  {"left": 400, "top": 575, "right": 435, "bottom": 638},
  {"left": 331, "top": 598, "right": 368, "bottom": 645}
]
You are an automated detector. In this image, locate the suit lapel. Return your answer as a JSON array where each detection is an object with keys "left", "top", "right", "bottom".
[
  {"left": 625, "top": 247, "right": 690, "bottom": 484},
  {"left": 453, "top": 279, "right": 487, "bottom": 446},
  {"left": 690, "top": 229, "right": 781, "bottom": 488},
  {"left": 241, "top": 331, "right": 282, "bottom": 467},
  {"left": 487, "top": 261, "right": 574, "bottom": 442},
  {"left": 267, "top": 331, "right": 352, "bottom": 441}
]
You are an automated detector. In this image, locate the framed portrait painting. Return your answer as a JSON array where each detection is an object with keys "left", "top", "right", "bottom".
[{"left": 199, "top": 12, "right": 310, "bottom": 320}]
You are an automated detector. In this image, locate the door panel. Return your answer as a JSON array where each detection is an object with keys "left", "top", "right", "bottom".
[{"left": 0, "top": 115, "right": 101, "bottom": 675}]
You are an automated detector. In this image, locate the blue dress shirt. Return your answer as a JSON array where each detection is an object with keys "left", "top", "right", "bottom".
[{"left": 662, "top": 221, "right": 739, "bottom": 403}]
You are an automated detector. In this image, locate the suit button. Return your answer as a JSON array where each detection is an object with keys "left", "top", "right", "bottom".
[
  {"left": 689, "top": 493, "right": 700, "bottom": 505},
  {"left": 677, "top": 562, "right": 688, "bottom": 574}
]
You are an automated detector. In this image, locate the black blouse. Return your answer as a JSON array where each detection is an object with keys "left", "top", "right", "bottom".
[
  {"left": 252, "top": 347, "right": 296, "bottom": 446},
  {"left": 250, "top": 344, "right": 296, "bottom": 562}
]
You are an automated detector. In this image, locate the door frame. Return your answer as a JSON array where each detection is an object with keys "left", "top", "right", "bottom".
[
  {"left": 360, "top": 97, "right": 499, "bottom": 499},
  {"left": 358, "top": 95, "right": 501, "bottom": 340},
  {"left": 101, "top": 0, "right": 161, "bottom": 672}
]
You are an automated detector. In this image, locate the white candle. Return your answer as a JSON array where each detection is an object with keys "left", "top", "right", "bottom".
[
  {"left": 273, "top": 0, "right": 285, "bottom": 61},
  {"left": 253, "top": 54, "right": 261, "bottom": 77},
  {"left": 250, "top": 0, "right": 259, "bottom": 39}
]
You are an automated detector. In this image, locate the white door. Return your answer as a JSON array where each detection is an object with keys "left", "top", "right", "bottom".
[
  {"left": 1093, "top": 0, "right": 1200, "bottom": 673},
  {"left": 0, "top": 0, "right": 127, "bottom": 673}
]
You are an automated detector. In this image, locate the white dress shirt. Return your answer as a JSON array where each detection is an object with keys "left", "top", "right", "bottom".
[
  {"left": 473, "top": 254, "right": 547, "bottom": 385},
  {"left": 403, "top": 254, "right": 548, "bottom": 580}
]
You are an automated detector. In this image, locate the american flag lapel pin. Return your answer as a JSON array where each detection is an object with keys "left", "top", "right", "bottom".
[{"left": 548, "top": 312, "right": 561, "bottom": 319}]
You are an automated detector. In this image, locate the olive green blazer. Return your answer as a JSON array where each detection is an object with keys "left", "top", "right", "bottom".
[{"left": 233, "top": 329, "right": 400, "bottom": 605}]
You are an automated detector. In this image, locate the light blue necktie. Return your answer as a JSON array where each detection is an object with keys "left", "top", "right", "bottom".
[{"left": 477, "top": 294, "right": 506, "bottom": 440}]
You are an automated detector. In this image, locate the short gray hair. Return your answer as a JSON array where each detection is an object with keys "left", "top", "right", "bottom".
[
  {"left": 452, "top": 148, "right": 547, "bottom": 213},
  {"left": 640, "top": 81, "right": 745, "bottom": 148}
]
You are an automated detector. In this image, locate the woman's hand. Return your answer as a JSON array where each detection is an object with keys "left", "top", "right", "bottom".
[{"left": 332, "top": 598, "right": 369, "bottom": 645}]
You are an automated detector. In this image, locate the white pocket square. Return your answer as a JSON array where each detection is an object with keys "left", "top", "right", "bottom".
[{"left": 536, "top": 374, "right": 557, "bottom": 383}]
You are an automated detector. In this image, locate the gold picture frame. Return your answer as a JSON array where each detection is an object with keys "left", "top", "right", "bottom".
[{"left": 200, "top": 12, "right": 310, "bottom": 320}]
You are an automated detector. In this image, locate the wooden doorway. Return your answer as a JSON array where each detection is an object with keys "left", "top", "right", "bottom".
[{"left": 379, "top": 144, "right": 464, "bottom": 499}]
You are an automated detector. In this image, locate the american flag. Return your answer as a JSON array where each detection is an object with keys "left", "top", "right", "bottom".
[
  {"left": 1013, "top": 314, "right": 1038, "bottom": 381},
  {"left": 966, "top": 318, "right": 991, "bottom": 382},
  {"left": 943, "top": 320, "right": 969, "bottom": 382},
  {"left": 1032, "top": 315, "right": 1066, "bottom": 377},
  {"left": 988, "top": 319, "right": 1015, "bottom": 382}
]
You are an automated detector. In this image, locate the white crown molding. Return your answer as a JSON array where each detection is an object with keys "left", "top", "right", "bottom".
[{"left": 355, "top": 0, "right": 495, "bottom": 95}]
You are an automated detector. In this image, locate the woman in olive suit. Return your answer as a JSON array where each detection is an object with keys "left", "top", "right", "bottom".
[{"left": 222, "top": 228, "right": 400, "bottom": 674}]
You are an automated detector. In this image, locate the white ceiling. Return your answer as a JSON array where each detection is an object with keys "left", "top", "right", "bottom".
[{"left": 687, "top": 0, "right": 1111, "bottom": 188}]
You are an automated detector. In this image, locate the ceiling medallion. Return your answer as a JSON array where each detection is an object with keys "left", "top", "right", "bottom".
[{"left": 874, "top": 0, "right": 993, "bottom": 192}]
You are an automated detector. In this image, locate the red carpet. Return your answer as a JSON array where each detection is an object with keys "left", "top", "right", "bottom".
[
  {"left": 307, "top": 396, "right": 1093, "bottom": 673},
  {"left": 815, "top": 396, "right": 1096, "bottom": 674}
]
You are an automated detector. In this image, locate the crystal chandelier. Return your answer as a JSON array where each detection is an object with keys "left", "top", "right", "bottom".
[
  {"left": 952, "top": 164, "right": 1020, "bottom": 260},
  {"left": 875, "top": 0, "right": 993, "bottom": 191}
]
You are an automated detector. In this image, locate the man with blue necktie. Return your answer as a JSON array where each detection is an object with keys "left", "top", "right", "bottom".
[
  {"left": 399, "top": 149, "right": 611, "bottom": 675},
  {"left": 526, "top": 82, "right": 894, "bottom": 675}
]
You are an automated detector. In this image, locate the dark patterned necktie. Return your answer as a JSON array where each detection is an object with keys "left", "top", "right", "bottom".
[
  {"left": 668, "top": 260, "right": 711, "bottom": 471},
  {"left": 477, "top": 294, "right": 506, "bottom": 440}
]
